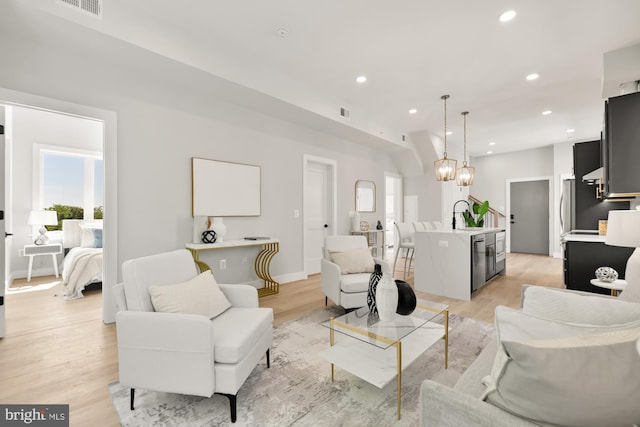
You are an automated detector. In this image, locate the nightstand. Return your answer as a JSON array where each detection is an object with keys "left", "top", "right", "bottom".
[{"left": 24, "top": 243, "right": 63, "bottom": 282}]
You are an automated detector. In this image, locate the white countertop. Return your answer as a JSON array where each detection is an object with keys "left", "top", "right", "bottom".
[
  {"left": 561, "top": 231, "right": 606, "bottom": 243},
  {"left": 418, "top": 227, "right": 505, "bottom": 236}
]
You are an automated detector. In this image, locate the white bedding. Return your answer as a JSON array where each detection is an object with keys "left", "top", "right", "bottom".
[{"left": 62, "top": 247, "right": 103, "bottom": 299}]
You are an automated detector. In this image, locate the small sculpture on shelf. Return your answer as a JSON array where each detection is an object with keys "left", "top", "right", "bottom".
[
  {"left": 376, "top": 220, "right": 383, "bottom": 230},
  {"left": 595, "top": 266, "right": 618, "bottom": 283},
  {"left": 360, "top": 221, "right": 370, "bottom": 231},
  {"left": 201, "top": 229, "right": 217, "bottom": 244}
]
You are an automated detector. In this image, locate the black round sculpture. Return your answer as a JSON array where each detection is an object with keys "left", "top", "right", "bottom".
[
  {"left": 201, "top": 229, "right": 217, "bottom": 244},
  {"left": 395, "top": 279, "right": 417, "bottom": 315}
]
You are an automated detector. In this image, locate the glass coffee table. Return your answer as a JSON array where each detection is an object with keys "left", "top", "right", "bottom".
[{"left": 319, "top": 300, "right": 449, "bottom": 420}]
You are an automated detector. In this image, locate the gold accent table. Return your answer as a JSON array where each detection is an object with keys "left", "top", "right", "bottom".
[
  {"left": 185, "top": 239, "right": 280, "bottom": 297},
  {"left": 319, "top": 300, "right": 449, "bottom": 420}
]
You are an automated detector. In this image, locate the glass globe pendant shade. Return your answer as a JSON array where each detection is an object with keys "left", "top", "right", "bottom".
[
  {"left": 434, "top": 94, "right": 457, "bottom": 181},
  {"left": 434, "top": 156, "right": 458, "bottom": 181},
  {"left": 456, "top": 111, "right": 475, "bottom": 186},
  {"left": 456, "top": 162, "right": 475, "bottom": 186}
]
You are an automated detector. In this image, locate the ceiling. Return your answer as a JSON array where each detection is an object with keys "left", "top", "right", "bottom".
[{"left": 15, "top": 0, "right": 640, "bottom": 158}]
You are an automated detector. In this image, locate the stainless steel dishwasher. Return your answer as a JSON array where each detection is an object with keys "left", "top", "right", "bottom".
[{"left": 472, "top": 234, "right": 486, "bottom": 292}]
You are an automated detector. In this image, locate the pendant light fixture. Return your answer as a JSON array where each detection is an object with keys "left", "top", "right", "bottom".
[
  {"left": 456, "top": 111, "right": 475, "bottom": 186},
  {"left": 434, "top": 95, "right": 457, "bottom": 181}
]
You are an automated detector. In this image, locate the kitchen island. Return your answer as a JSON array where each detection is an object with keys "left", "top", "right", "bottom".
[{"left": 414, "top": 228, "right": 505, "bottom": 301}]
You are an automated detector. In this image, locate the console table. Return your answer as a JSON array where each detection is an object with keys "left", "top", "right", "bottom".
[{"left": 185, "top": 239, "right": 280, "bottom": 297}]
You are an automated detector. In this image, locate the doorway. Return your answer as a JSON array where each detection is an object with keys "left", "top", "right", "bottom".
[
  {"left": 0, "top": 88, "right": 117, "bottom": 325},
  {"left": 507, "top": 178, "right": 552, "bottom": 255},
  {"left": 385, "top": 174, "right": 403, "bottom": 258},
  {"left": 303, "top": 155, "right": 337, "bottom": 276}
]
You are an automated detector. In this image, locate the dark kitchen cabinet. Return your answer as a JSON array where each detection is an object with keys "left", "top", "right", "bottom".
[
  {"left": 573, "top": 141, "right": 628, "bottom": 230},
  {"left": 563, "top": 240, "right": 633, "bottom": 294},
  {"left": 604, "top": 91, "right": 640, "bottom": 197}
]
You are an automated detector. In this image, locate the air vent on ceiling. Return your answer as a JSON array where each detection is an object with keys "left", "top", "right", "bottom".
[
  {"left": 339, "top": 106, "right": 351, "bottom": 120},
  {"left": 58, "top": 0, "right": 103, "bottom": 19}
]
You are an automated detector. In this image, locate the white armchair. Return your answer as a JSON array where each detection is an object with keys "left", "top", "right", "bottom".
[
  {"left": 321, "top": 235, "right": 391, "bottom": 309},
  {"left": 113, "top": 249, "right": 273, "bottom": 423}
]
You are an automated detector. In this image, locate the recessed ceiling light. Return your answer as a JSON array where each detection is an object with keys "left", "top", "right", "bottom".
[
  {"left": 408, "top": 109, "right": 417, "bottom": 114},
  {"left": 526, "top": 73, "right": 540, "bottom": 81},
  {"left": 446, "top": 131, "right": 453, "bottom": 136},
  {"left": 542, "top": 110, "right": 552, "bottom": 115},
  {"left": 499, "top": 10, "right": 516, "bottom": 22},
  {"left": 356, "top": 75, "right": 367, "bottom": 83},
  {"left": 274, "top": 27, "right": 290, "bottom": 38},
  {"left": 566, "top": 129, "right": 575, "bottom": 133},
  {"left": 487, "top": 150, "right": 494, "bottom": 155},
  {"left": 489, "top": 142, "right": 496, "bottom": 146}
]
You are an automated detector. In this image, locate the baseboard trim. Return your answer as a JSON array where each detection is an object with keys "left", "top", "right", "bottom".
[{"left": 245, "top": 271, "right": 308, "bottom": 289}]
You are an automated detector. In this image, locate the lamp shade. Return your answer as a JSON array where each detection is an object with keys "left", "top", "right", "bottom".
[
  {"left": 605, "top": 210, "right": 640, "bottom": 248},
  {"left": 27, "top": 210, "right": 58, "bottom": 226}
]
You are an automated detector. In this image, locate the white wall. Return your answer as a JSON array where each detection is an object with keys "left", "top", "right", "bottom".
[
  {"left": 10, "top": 106, "right": 103, "bottom": 279},
  {"left": 402, "top": 131, "right": 443, "bottom": 224},
  {"left": 470, "top": 146, "right": 555, "bottom": 211},
  {"left": 0, "top": 14, "right": 399, "bottom": 294}
]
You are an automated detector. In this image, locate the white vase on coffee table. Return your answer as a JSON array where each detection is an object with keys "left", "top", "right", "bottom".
[{"left": 376, "top": 275, "right": 398, "bottom": 321}]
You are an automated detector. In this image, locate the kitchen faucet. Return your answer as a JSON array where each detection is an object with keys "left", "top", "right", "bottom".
[{"left": 452, "top": 199, "right": 470, "bottom": 230}]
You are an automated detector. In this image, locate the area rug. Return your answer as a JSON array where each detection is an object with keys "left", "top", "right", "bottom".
[{"left": 109, "top": 306, "right": 494, "bottom": 427}]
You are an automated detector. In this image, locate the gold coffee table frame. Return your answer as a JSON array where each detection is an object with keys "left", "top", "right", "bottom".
[
  {"left": 186, "top": 239, "right": 280, "bottom": 297},
  {"left": 323, "top": 301, "right": 449, "bottom": 420}
]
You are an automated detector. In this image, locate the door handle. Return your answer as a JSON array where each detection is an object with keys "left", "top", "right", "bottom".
[
  {"left": 5, "top": 232, "right": 12, "bottom": 238},
  {"left": 323, "top": 224, "right": 328, "bottom": 228}
]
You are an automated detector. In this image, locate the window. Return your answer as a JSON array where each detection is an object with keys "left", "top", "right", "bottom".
[{"left": 36, "top": 145, "right": 103, "bottom": 230}]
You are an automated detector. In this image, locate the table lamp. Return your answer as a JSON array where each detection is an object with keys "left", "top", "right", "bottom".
[
  {"left": 28, "top": 210, "right": 58, "bottom": 245},
  {"left": 605, "top": 210, "right": 640, "bottom": 291}
]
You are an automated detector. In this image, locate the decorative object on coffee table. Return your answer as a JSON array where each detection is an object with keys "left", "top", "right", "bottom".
[
  {"left": 201, "top": 229, "right": 217, "bottom": 244},
  {"left": 395, "top": 279, "right": 417, "bottom": 315},
  {"left": 376, "top": 275, "right": 398, "bottom": 321},
  {"left": 360, "top": 221, "right": 370, "bottom": 231},
  {"left": 595, "top": 266, "right": 618, "bottom": 283},
  {"left": 367, "top": 264, "right": 383, "bottom": 313}
]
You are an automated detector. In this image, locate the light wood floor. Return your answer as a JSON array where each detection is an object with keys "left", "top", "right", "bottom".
[{"left": 0, "top": 253, "right": 563, "bottom": 426}]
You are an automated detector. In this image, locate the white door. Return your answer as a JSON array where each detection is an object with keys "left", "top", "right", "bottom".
[
  {"left": 0, "top": 114, "right": 6, "bottom": 338},
  {"left": 385, "top": 174, "right": 403, "bottom": 257},
  {"left": 304, "top": 161, "right": 329, "bottom": 274}
]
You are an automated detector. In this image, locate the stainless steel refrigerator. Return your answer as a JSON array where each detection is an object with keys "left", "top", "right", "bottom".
[{"left": 560, "top": 177, "right": 576, "bottom": 235}]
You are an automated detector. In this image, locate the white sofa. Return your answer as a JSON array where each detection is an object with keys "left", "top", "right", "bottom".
[
  {"left": 321, "top": 235, "right": 391, "bottom": 309},
  {"left": 420, "top": 285, "right": 640, "bottom": 427},
  {"left": 113, "top": 249, "right": 273, "bottom": 423}
]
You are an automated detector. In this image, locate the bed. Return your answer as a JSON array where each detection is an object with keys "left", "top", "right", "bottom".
[{"left": 61, "top": 219, "right": 103, "bottom": 299}]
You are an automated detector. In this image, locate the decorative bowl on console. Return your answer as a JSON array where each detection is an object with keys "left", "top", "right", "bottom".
[{"left": 595, "top": 266, "right": 618, "bottom": 283}]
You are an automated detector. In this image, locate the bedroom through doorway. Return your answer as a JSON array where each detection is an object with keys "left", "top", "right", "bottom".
[{"left": 3, "top": 105, "right": 105, "bottom": 303}]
